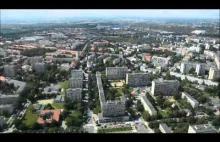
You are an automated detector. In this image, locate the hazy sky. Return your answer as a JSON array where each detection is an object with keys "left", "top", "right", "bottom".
[{"left": 1, "top": 9, "right": 219, "bottom": 20}]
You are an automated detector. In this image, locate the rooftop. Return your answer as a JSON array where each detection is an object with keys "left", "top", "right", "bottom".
[
  {"left": 190, "top": 124, "right": 217, "bottom": 133},
  {"left": 37, "top": 109, "right": 61, "bottom": 124}
]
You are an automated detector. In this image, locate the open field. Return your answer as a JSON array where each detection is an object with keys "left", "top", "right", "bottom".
[
  {"left": 22, "top": 105, "right": 39, "bottom": 127},
  {"left": 52, "top": 102, "right": 64, "bottom": 109},
  {"left": 58, "top": 80, "right": 69, "bottom": 96},
  {"left": 38, "top": 99, "right": 54, "bottom": 105}
]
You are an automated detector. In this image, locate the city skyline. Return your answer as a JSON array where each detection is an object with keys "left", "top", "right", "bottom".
[{"left": 1, "top": 9, "right": 219, "bottom": 21}]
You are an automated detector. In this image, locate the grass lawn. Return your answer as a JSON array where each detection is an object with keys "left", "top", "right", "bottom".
[
  {"left": 22, "top": 105, "right": 39, "bottom": 127},
  {"left": 70, "top": 110, "right": 81, "bottom": 117},
  {"left": 59, "top": 80, "right": 69, "bottom": 90},
  {"left": 159, "top": 110, "right": 168, "bottom": 118},
  {"left": 58, "top": 80, "right": 69, "bottom": 96},
  {"left": 52, "top": 102, "right": 64, "bottom": 109},
  {"left": 128, "top": 87, "right": 133, "bottom": 92}
]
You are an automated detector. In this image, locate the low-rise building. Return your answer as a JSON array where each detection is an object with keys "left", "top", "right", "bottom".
[
  {"left": 0, "top": 104, "right": 14, "bottom": 114},
  {"left": 188, "top": 124, "right": 217, "bottom": 133},
  {"left": 140, "top": 96, "right": 157, "bottom": 116},
  {"left": 42, "top": 86, "right": 60, "bottom": 95},
  {"left": 54, "top": 95, "right": 65, "bottom": 103},
  {"left": 181, "top": 92, "right": 199, "bottom": 109},
  {"left": 159, "top": 123, "right": 173, "bottom": 133}
]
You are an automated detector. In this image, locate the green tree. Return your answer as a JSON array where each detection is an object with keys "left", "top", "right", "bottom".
[
  {"left": 137, "top": 100, "right": 144, "bottom": 113},
  {"left": 142, "top": 111, "right": 151, "bottom": 121}
]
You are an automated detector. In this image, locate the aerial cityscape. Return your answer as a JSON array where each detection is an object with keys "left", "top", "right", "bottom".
[{"left": 0, "top": 9, "right": 219, "bottom": 134}]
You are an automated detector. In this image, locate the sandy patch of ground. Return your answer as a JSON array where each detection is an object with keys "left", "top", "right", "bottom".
[
  {"left": 110, "top": 80, "right": 125, "bottom": 87},
  {"left": 38, "top": 99, "right": 54, "bottom": 105}
]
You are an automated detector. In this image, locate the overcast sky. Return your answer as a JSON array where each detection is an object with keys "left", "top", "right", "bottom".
[{"left": 1, "top": 9, "right": 219, "bottom": 20}]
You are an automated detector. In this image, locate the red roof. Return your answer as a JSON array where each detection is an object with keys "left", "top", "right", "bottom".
[
  {"left": 0, "top": 76, "right": 6, "bottom": 81},
  {"left": 37, "top": 109, "right": 61, "bottom": 124}
]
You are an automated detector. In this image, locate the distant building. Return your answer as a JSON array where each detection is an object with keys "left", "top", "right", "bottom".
[
  {"left": 181, "top": 92, "right": 199, "bottom": 109},
  {"left": 106, "top": 67, "right": 127, "bottom": 80},
  {"left": 60, "top": 63, "right": 70, "bottom": 71},
  {"left": 103, "top": 57, "right": 111, "bottom": 64},
  {"left": 75, "top": 51, "right": 80, "bottom": 60},
  {"left": 151, "top": 79, "right": 179, "bottom": 96},
  {"left": 191, "top": 30, "right": 206, "bottom": 35},
  {"left": 0, "top": 94, "right": 19, "bottom": 105},
  {"left": 42, "top": 86, "right": 60, "bottom": 95},
  {"left": 33, "top": 103, "right": 45, "bottom": 113},
  {"left": 180, "top": 62, "right": 196, "bottom": 74},
  {"left": 21, "top": 65, "right": 31, "bottom": 72},
  {"left": 3, "top": 65, "right": 16, "bottom": 78},
  {"left": 0, "top": 116, "right": 5, "bottom": 128},
  {"left": 0, "top": 104, "right": 14, "bottom": 114},
  {"left": 54, "top": 95, "right": 65, "bottom": 103},
  {"left": 29, "top": 57, "right": 42, "bottom": 68},
  {"left": 35, "top": 62, "right": 47, "bottom": 73},
  {"left": 151, "top": 56, "right": 170, "bottom": 68},
  {"left": 126, "top": 73, "right": 150, "bottom": 87},
  {"left": 159, "top": 123, "right": 173, "bottom": 133},
  {"left": 208, "top": 67, "right": 220, "bottom": 81},
  {"left": 196, "top": 64, "right": 206, "bottom": 75},
  {"left": 142, "top": 53, "right": 152, "bottom": 62},
  {"left": 0, "top": 49, "right": 8, "bottom": 57},
  {"left": 140, "top": 96, "right": 157, "bottom": 116},
  {"left": 66, "top": 88, "right": 82, "bottom": 101},
  {"left": 113, "top": 58, "right": 121, "bottom": 65},
  {"left": 188, "top": 124, "right": 217, "bottom": 133}
]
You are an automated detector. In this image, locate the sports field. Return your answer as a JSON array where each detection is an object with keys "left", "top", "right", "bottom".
[{"left": 38, "top": 99, "right": 54, "bottom": 105}]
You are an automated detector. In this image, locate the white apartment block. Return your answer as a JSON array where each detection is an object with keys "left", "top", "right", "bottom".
[
  {"left": 35, "top": 62, "right": 47, "bottom": 73},
  {"left": 208, "top": 67, "right": 220, "bottom": 81},
  {"left": 66, "top": 88, "right": 82, "bottom": 101},
  {"left": 69, "top": 78, "right": 83, "bottom": 89},
  {"left": 159, "top": 123, "right": 173, "bottom": 133},
  {"left": 0, "top": 116, "right": 5, "bottom": 128},
  {"left": 151, "top": 80, "right": 179, "bottom": 96},
  {"left": 3, "top": 65, "right": 16, "bottom": 78},
  {"left": 96, "top": 72, "right": 126, "bottom": 118},
  {"left": 126, "top": 73, "right": 150, "bottom": 87},
  {"left": 0, "top": 94, "right": 19, "bottom": 105},
  {"left": 106, "top": 67, "right": 127, "bottom": 80},
  {"left": 151, "top": 56, "right": 170, "bottom": 68},
  {"left": 188, "top": 124, "right": 217, "bottom": 133},
  {"left": 0, "top": 104, "right": 14, "bottom": 114},
  {"left": 181, "top": 92, "right": 199, "bottom": 109},
  {"left": 29, "top": 57, "right": 42, "bottom": 67},
  {"left": 140, "top": 96, "right": 157, "bottom": 116}
]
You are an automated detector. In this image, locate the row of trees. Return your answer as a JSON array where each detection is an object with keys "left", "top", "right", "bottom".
[{"left": 20, "top": 48, "right": 56, "bottom": 57}]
